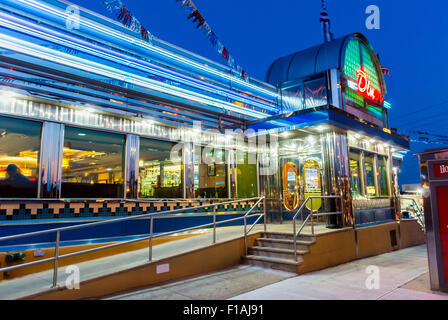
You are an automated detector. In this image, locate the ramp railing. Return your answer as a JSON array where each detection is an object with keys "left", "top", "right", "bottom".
[
  {"left": 399, "top": 196, "right": 425, "bottom": 231},
  {"left": 292, "top": 195, "right": 344, "bottom": 261},
  {"left": 0, "top": 196, "right": 266, "bottom": 288}
]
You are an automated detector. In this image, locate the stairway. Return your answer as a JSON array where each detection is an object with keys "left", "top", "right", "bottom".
[{"left": 243, "top": 232, "right": 315, "bottom": 273}]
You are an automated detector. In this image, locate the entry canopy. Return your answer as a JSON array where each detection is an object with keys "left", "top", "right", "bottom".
[{"left": 248, "top": 106, "right": 410, "bottom": 150}]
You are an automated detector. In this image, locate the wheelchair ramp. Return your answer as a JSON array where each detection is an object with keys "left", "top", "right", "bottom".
[{"left": 0, "top": 225, "right": 265, "bottom": 300}]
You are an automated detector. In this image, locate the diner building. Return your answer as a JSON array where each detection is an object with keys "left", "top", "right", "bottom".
[{"left": 0, "top": 0, "right": 410, "bottom": 244}]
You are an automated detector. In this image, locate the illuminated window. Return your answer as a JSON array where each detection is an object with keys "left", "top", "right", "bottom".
[
  {"left": 0, "top": 116, "right": 41, "bottom": 198},
  {"left": 61, "top": 127, "right": 125, "bottom": 198},
  {"left": 139, "top": 139, "right": 183, "bottom": 198},
  {"left": 378, "top": 155, "right": 390, "bottom": 196},
  {"left": 364, "top": 153, "right": 377, "bottom": 196},
  {"left": 349, "top": 150, "right": 362, "bottom": 197},
  {"left": 194, "top": 147, "right": 228, "bottom": 198},
  {"left": 236, "top": 152, "right": 258, "bottom": 198}
]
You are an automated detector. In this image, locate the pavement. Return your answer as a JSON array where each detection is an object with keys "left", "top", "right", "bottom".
[
  {"left": 107, "top": 265, "right": 296, "bottom": 300},
  {"left": 231, "top": 245, "right": 448, "bottom": 300},
  {"left": 107, "top": 245, "right": 448, "bottom": 300}
]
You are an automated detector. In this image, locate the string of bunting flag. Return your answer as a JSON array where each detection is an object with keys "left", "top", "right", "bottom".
[
  {"left": 175, "top": 0, "right": 248, "bottom": 80},
  {"left": 102, "top": 0, "right": 152, "bottom": 42},
  {"left": 101, "top": 0, "right": 248, "bottom": 80},
  {"left": 381, "top": 65, "right": 391, "bottom": 77}
]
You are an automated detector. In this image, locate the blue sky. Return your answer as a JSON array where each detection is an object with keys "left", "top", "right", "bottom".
[{"left": 75, "top": 0, "right": 448, "bottom": 185}]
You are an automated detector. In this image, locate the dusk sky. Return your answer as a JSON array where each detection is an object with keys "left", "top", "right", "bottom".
[{"left": 76, "top": 0, "right": 448, "bottom": 185}]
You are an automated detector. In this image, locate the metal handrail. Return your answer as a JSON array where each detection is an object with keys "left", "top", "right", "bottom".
[
  {"left": 0, "top": 196, "right": 266, "bottom": 288},
  {"left": 243, "top": 197, "right": 267, "bottom": 256},
  {"left": 399, "top": 196, "right": 425, "bottom": 229},
  {"left": 292, "top": 195, "right": 344, "bottom": 261}
]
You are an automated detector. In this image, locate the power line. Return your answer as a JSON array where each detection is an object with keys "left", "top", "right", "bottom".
[
  {"left": 406, "top": 130, "right": 448, "bottom": 145},
  {"left": 398, "top": 115, "right": 448, "bottom": 131},
  {"left": 393, "top": 109, "right": 448, "bottom": 128},
  {"left": 389, "top": 99, "right": 448, "bottom": 123},
  {"left": 406, "top": 130, "right": 448, "bottom": 139}
]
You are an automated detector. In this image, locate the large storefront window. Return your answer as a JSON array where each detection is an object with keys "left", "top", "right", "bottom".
[
  {"left": 349, "top": 150, "right": 363, "bottom": 197},
  {"left": 139, "top": 138, "right": 183, "bottom": 198},
  {"left": 0, "top": 116, "right": 41, "bottom": 198},
  {"left": 364, "top": 153, "right": 377, "bottom": 196},
  {"left": 236, "top": 152, "right": 258, "bottom": 198},
  {"left": 378, "top": 155, "right": 390, "bottom": 196},
  {"left": 62, "top": 127, "right": 125, "bottom": 198},
  {"left": 194, "top": 147, "right": 228, "bottom": 198}
]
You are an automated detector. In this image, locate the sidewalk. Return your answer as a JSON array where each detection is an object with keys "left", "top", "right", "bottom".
[
  {"left": 231, "top": 245, "right": 448, "bottom": 300},
  {"left": 109, "top": 245, "right": 445, "bottom": 300}
]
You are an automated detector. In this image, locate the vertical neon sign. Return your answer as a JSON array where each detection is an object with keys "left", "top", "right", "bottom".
[{"left": 356, "top": 69, "right": 384, "bottom": 103}]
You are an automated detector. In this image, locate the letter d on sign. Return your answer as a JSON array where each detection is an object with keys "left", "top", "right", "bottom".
[{"left": 365, "top": 265, "right": 380, "bottom": 289}]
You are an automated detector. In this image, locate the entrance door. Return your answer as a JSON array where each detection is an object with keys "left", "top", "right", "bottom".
[
  {"left": 282, "top": 162, "right": 300, "bottom": 211},
  {"left": 303, "top": 159, "right": 322, "bottom": 211}
]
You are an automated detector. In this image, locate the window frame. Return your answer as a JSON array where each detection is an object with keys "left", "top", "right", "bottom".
[
  {"left": 0, "top": 114, "right": 43, "bottom": 199},
  {"left": 137, "top": 137, "right": 184, "bottom": 200},
  {"left": 60, "top": 125, "right": 127, "bottom": 199},
  {"left": 349, "top": 146, "right": 392, "bottom": 199}
]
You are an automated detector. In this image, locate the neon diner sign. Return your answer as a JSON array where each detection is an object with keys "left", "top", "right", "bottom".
[{"left": 356, "top": 69, "right": 384, "bottom": 104}]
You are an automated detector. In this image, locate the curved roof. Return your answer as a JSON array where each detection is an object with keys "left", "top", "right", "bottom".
[{"left": 265, "top": 33, "right": 379, "bottom": 87}]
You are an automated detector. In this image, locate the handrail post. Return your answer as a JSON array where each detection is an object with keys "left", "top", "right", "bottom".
[
  {"left": 263, "top": 196, "right": 267, "bottom": 233},
  {"left": 52, "top": 231, "right": 60, "bottom": 288},
  {"left": 311, "top": 199, "right": 314, "bottom": 236},
  {"left": 244, "top": 216, "right": 247, "bottom": 256},
  {"left": 293, "top": 216, "right": 297, "bottom": 261},
  {"left": 213, "top": 206, "right": 217, "bottom": 244},
  {"left": 149, "top": 216, "right": 153, "bottom": 262}
]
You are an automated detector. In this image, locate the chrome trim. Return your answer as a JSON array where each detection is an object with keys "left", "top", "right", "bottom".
[
  {"left": 125, "top": 134, "right": 139, "bottom": 199},
  {"left": 39, "top": 122, "right": 64, "bottom": 198}
]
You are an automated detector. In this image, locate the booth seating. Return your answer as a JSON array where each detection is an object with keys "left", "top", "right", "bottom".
[{"left": 354, "top": 208, "right": 395, "bottom": 226}]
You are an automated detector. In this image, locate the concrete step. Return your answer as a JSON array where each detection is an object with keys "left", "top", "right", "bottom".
[
  {"left": 248, "top": 246, "right": 308, "bottom": 260},
  {"left": 243, "top": 255, "right": 302, "bottom": 273},
  {"left": 262, "top": 232, "right": 315, "bottom": 242},
  {"left": 255, "top": 237, "right": 314, "bottom": 251}
]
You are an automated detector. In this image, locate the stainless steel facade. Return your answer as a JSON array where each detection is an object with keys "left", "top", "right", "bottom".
[{"left": 39, "top": 122, "right": 64, "bottom": 199}]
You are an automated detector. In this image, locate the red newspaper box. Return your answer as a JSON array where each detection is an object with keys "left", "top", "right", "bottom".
[{"left": 421, "top": 158, "right": 448, "bottom": 292}]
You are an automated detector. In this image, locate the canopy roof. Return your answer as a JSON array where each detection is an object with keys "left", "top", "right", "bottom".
[{"left": 265, "top": 33, "right": 382, "bottom": 89}]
